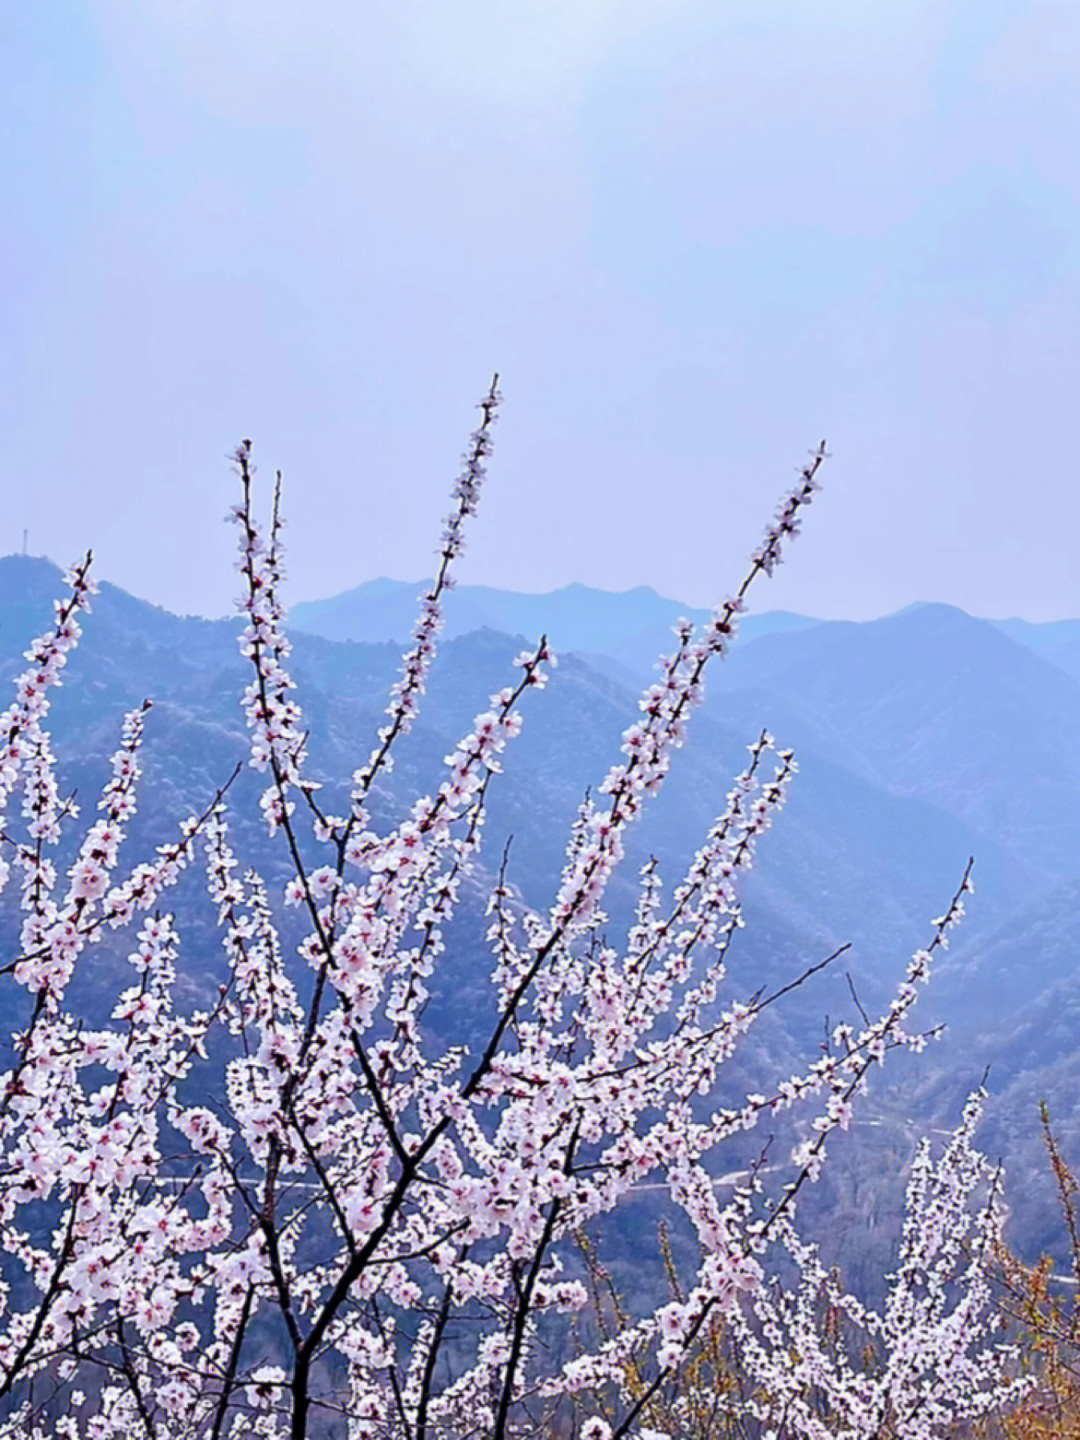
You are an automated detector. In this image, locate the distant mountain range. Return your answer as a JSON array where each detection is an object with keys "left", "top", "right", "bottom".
[
  {"left": 290, "top": 576, "right": 1080, "bottom": 686},
  {"left": 290, "top": 578, "right": 823, "bottom": 683},
  {"left": 5, "top": 554, "right": 1080, "bottom": 1265}
]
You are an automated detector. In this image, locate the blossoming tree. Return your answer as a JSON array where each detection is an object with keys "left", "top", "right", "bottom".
[
  {"left": 722, "top": 1088, "right": 1031, "bottom": 1440},
  {"left": 0, "top": 383, "right": 1024, "bottom": 1437}
]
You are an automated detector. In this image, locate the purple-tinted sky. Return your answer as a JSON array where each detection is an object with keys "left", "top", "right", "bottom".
[{"left": 4, "top": 3, "right": 1079, "bottom": 619}]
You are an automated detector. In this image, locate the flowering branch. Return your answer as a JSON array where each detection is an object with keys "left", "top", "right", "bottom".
[{"left": 0, "top": 396, "right": 1013, "bottom": 1440}]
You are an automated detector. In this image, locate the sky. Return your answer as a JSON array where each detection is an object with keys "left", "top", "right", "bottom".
[{"left": 3, "top": 2, "right": 1080, "bottom": 621}]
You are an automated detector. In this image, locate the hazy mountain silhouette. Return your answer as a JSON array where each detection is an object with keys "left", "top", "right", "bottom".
[{"left": 290, "top": 577, "right": 820, "bottom": 676}]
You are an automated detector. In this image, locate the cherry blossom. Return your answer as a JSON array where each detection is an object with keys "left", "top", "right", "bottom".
[{"left": 0, "top": 403, "right": 1014, "bottom": 1440}]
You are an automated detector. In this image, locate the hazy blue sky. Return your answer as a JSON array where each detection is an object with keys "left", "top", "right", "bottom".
[{"left": 4, "top": 3, "right": 1079, "bottom": 619}]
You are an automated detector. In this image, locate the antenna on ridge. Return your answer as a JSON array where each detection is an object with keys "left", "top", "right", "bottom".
[{"left": 22, "top": 530, "right": 27, "bottom": 556}]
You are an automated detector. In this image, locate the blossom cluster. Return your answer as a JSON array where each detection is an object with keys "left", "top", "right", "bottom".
[
  {"left": 351, "top": 375, "right": 502, "bottom": 808},
  {"left": 726, "top": 1089, "right": 1034, "bottom": 1440},
  {"left": 230, "top": 448, "right": 310, "bottom": 831},
  {"left": 1, "top": 556, "right": 97, "bottom": 879}
]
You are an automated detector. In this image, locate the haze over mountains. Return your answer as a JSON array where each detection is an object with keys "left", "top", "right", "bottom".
[
  {"left": 4, "top": 555, "right": 1080, "bottom": 1259},
  {"left": 290, "top": 579, "right": 822, "bottom": 683},
  {"left": 291, "top": 576, "right": 1080, "bottom": 687}
]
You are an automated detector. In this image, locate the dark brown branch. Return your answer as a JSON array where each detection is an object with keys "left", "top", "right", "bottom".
[{"left": 211, "top": 1285, "right": 255, "bottom": 1440}]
